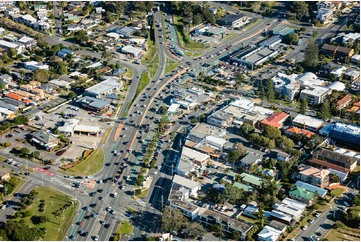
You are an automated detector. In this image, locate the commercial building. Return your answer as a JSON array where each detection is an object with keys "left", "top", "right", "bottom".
[
  {"left": 260, "top": 112, "right": 289, "bottom": 130},
  {"left": 31, "top": 130, "right": 59, "bottom": 150},
  {"left": 207, "top": 109, "right": 233, "bottom": 128},
  {"left": 84, "top": 76, "right": 122, "bottom": 98},
  {"left": 168, "top": 190, "right": 200, "bottom": 220},
  {"left": 216, "top": 14, "right": 248, "bottom": 28},
  {"left": 327, "top": 123, "right": 360, "bottom": 147},
  {"left": 272, "top": 72, "right": 300, "bottom": 101},
  {"left": 272, "top": 25, "right": 295, "bottom": 37},
  {"left": 76, "top": 96, "right": 110, "bottom": 113},
  {"left": 258, "top": 36, "right": 282, "bottom": 48},
  {"left": 180, "top": 146, "right": 210, "bottom": 167},
  {"left": 172, "top": 174, "right": 201, "bottom": 198},
  {"left": 230, "top": 46, "right": 279, "bottom": 69},
  {"left": 115, "top": 26, "right": 137, "bottom": 37},
  {"left": 174, "top": 87, "right": 212, "bottom": 110},
  {"left": 292, "top": 114, "right": 324, "bottom": 131},
  {"left": 120, "top": 45, "right": 143, "bottom": 58}
]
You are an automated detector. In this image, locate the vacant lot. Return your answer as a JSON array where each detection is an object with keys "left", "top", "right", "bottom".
[
  {"left": 325, "top": 225, "right": 360, "bottom": 241},
  {"left": 61, "top": 149, "right": 104, "bottom": 176}
]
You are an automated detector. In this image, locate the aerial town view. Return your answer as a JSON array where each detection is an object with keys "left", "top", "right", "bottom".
[{"left": 0, "top": 0, "right": 359, "bottom": 241}]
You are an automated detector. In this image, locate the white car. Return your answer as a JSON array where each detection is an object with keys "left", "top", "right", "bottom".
[{"left": 94, "top": 235, "right": 99, "bottom": 241}]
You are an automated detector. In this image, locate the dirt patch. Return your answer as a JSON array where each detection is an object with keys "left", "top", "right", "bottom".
[
  {"left": 242, "top": 84, "right": 253, "bottom": 91},
  {"left": 328, "top": 183, "right": 349, "bottom": 190},
  {"left": 252, "top": 98, "right": 262, "bottom": 104}
]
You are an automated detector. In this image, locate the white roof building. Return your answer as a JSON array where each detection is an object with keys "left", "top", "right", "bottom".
[
  {"left": 342, "top": 32, "right": 360, "bottom": 44},
  {"left": 257, "top": 226, "right": 282, "bottom": 241},
  {"left": 230, "top": 97, "right": 255, "bottom": 111},
  {"left": 330, "top": 66, "right": 347, "bottom": 78},
  {"left": 172, "top": 174, "right": 201, "bottom": 197},
  {"left": 300, "top": 86, "right": 332, "bottom": 105},
  {"left": 121, "top": 45, "right": 143, "bottom": 57},
  {"left": 272, "top": 72, "right": 300, "bottom": 101},
  {"left": 84, "top": 76, "right": 121, "bottom": 98},
  {"left": 205, "top": 136, "right": 228, "bottom": 149},
  {"left": 296, "top": 72, "right": 327, "bottom": 88},
  {"left": 292, "top": 114, "right": 324, "bottom": 131},
  {"left": 49, "top": 79, "right": 71, "bottom": 89},
  {"left": 24, "top": 61, "right": 49, "bottom": 71},
  {"left": 181, "top": 146, "right": 210, "bottom": 165},
  {"left": 327, "top": 81, "right": 346, "bottom": 91},
  {"left": 74, "top": 125, "right": 101, "bottom": 134},
  {"left": 106, "top": 32, "right": 120, "bottom": 39},
  {"left": 167, "top": 103, "right": 181, "bottom": 114}
]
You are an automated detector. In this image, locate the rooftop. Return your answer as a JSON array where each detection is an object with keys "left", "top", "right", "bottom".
[
  {"left": 85, "top": 76, "right": 120, "bottom": 95},
  {"left": 240, "top": 172, "right": 262, "bottom": 186},
  {"left": 336, "top": 94, "right": 352, "bottom": 107},
  {"left": 261, "top": 111, "right": 289, "bottom": 128},
  {"left": 173, "top": 174, "right": 200, "bottom": 190},
  {"left": 292, "top": 114, "right": 324, "bottom": 129},
  {"left": 285, "top": 127, "right": 314, "bottom": 139},
  {"left": 289, "top": 186, "right": 315, "bottom": 200},
  {"left": 217, "top": 14, "right": 245, "bottom": 23},
  {"left": 182, "top": 146, "right": 210, "bottom": 163},
  {"left": 294, "top": 181, "right": 328, "bottom": 197},
  {"left": 258, "top": 225, "right": 282, "bottom": 241},
  {"left": 308, "top": 158, "right": 349, "bottom": 173},
  {"left": 240, "top": 152, "right": 262, "bottom": 165}
]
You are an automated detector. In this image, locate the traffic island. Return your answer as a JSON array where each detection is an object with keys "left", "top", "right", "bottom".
[{"left": 111, "top": 220, "right": 133, "bottom": 241}]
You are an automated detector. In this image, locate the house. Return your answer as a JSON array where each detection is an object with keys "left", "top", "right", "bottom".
[
  {"left": 294, "top": 181, "right": 328, "bottom": 198},
  {"left": 334, "top": 94, "right": 352, "bottom": 110},
  {"left": 84, "top": 76, "right": 122, "bottom": 98},
  {"left": 289, "top": 186, "right": 315, "bottom": 206},
  {"left": 199, "top": 209, "right": 253, "bottom": 240},
  {"left": 238, "top": 153, "right": 262, "bottom": 170},
  {"left": 31, "top": 130, "right": 60, "bottom": 150},
  {"left": 296, "top": 165, "right": 330, "bottom": 187},
  {"left": 330, "top": 66, "right": 347, "bottom": 79},
  {"left": 300, "top": 86, "right": 331, "bottom": 105},
  {"left": 0, "top": 74, "right": 14, "bottom": 88},
  {"left": 272, "top": 25, "right": 295, "bottom": 37},
  {"left": 0, "top": 27, "right": 5, "bottom": 35},
  {"left": 268, "top": 220, "right": 288, "bottom": 233},
  {"left": 168, "top": 189, "right": 200, "bottom": 220},
  {"left": 17, "top": 36, "right": 37, "bottom": 49},
  {"left": 76, "top": 96, "right": 110, "bottom": 113},
  {"left": 285, "top": 127, "right": 315, "bottom": 139},
  {"left": 344, "top": 69, "right": 360, "bottom": 81},
  {"left": 243, "top": 201, "right": 259, "bottom": 219},
  {"left": 308, "top": 158, "right": 350, "bottom": 173},
  {"left": 0, "top": 168, "right": 11, "bottom": 182},
  {"left": 240, "top": 172, "right": 262, "bottom": 187},
  {"left": 257, "top": 225, "right": 282, "bottom": 241},
  {"left": 233, "top": 182, "right": 253, "bottom": 192},
  {"left": 327, "top": 123, "right": 360, "bottom": 147},
  {"left": 172, "top": 175, "right": 201, "bottom": 197},
  {"left": 270, "top": 198, "right": 307, "bottom": 224},
  {"left": 276, "top": 150, "right": 291, "bottom": 161},
  {"left": 260, "top": 112, "right": 289, "bottom": 130},
  {"left": 327, "top": 81, "right": 346, "bottom": 91},
  {"left": 57, "top": 48, "right": 74, "bottom": 58},
  {"left": 0, "top": 39, "right": 24, "bottom": 54},
  {"left": 317, "top": 8, "right": 333, "bottom": 23},
  {"left": 24, "top": 61, "right": 49, "bottom": 71},
  {"left": 313, "top": 148, "right": 358, "bottom": 171},
  {"left": 292, "top": 114, "right": 324, "bottom": 131},
  {"left": 321, "top": 44, "right": 355, "bottom": 59},
  {"left": 207, "top": 109, "right": 234, "bottom": 128},
  {"left": 342, "top": 32, "right": 360, "bottom": 44},
  {"left": 216, "top": 14, "right": 248, "bottom": 28}
]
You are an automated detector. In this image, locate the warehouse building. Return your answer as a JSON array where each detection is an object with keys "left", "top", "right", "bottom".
[
  {"left": 84, "top": 76, "right": 122, "bottom": 98},
  {"left": 216, "top": 14, "right": 248, "bottom": 28},
  {"left": 292, "top": 114, "right": 324, "bottom": 131},
  {"left": 230, "top": 46, "right": 279, "bottom": 69},
  {"left": 120, "top": 45, "right": 143, "bottom": 58}
]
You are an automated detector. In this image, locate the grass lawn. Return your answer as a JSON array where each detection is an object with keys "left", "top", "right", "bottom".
[
  {"left": 12, "top": 186, "right": 79, "bottom": 241},
  {"left": 223, "top": 32, "right": 238, "bottom": 41},
  {"left": 148, "top": 54, "right": 160, "bottom": 78},
  {"left": 124, "top": 68, "right": 134, "bottom": 79},
  {"left": 0, "top": 155, "right": 7, "bottom": 162},
  {"left": 125, "top": 206, "right": 140, "bottom": 214},
  {"left": 237, "top": 215, "right": 257, "bottom": 224},
  {"left": 100, "top": 128, "right": 112, "bottom": 145},
  {"left": 164, "top": 59, "right": 179, "bottom": 74},
  {"left": 173, "top": 16, "right": 206, "bottom": 50},
  {"left": 136, "top": 72, "right": 150, "bottom": 97},
  {"left": 137, "top": 188, "right": 149, "bottom": 199},
  {"left": 64, "top": 149, "right": 104, "bottom": 176},
  {"left": 325, "top": 225, "right": 360, "bottom": 241},
  {"left": 142, "top": 34, "right": 157, "bottom": 65},
  {"left": 331, "top": 188, "right": 346, "bottom": 197},
  {"left": 117, "top": 220, "right": 133, "bottom": 236}
]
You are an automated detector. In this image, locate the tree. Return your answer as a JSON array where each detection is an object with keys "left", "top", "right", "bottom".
[
  {"left": 161, "top": 206, "right": 188, "bottom": 233},
  {"left": 0, "top": 82, "right": 6, "bottom": 90},
  {"left": 264, "top": 126, "right": 281, "bottom": 140},
  {"left": 353, "top": 40, "right": 360, "bottom": 54},
  {"left": 319, "top": 100, "right": 332, "bottom": 121},
  {"left": 180, "top": 222, "right": 205, "bottom": 239},
  {"left": 227, "top": 150, "right": 241, "bottom": 164},
  {"left": 235, "top": 72, "right": 246, "bottom": 84},
  {"left": 234, "top": 143, "right": 248, "bottom": 157},
  {"left": 231, "top": 231, "right": 241, "bottom": 240},
  {"left": 343, "top": 207, "right": 360, "bottom": 228},
  {"left": 68, "top": 91, "right": 77, "bottom": 99},
  {"left": 290, "top": 1, "right": 308, "bottom": 21},
  {"left": 299, "top": 98, "right": 308, "bottom": 114},
  {"left": 74, "top": 30, "right": 89, "bottom": 44},
  {"left": 53, "top": 61, "right": 68, "bottom": 75},
  {"left": 102, "top": 50, "right": 112, "bottom": 60},
  {"left": 276, "top": 136, "right": 294, "bottom": 151},
  {"left": 223, "top": 185, "right": 244, "bottom": 204},
  {"left": 265, "top": 78, "right": 275, "bottom": 103},
  {"left": 193, "top": 14, "right": 203, "bottom": 25},
  {"left": 284, "top": 33, "right": 299, "bottom": 45},
  {"left": 304, "top": 39, "right": 319, "bottom": 67},
  {"left": 20, "top": 147, "right": 30, "bottom": 156},
  {"left": 33, "top": 69, "right": 49, "bottom": 83},
  {"left": 239, "top": 123, "right": 255, "bottom": 138}
]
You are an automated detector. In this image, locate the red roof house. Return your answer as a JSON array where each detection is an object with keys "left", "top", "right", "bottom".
[{"left": 260, "top": 112, "right": 289, "bottom": 129}]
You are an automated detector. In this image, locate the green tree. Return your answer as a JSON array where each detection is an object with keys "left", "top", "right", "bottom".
[
  {"left": 290, "top": 1, "right": 308, "bottom": 21},
  {"left": 74, "top": 30, "right": 89, "bottom": 44},
  {"left": 299, "top": 98, "right": 308, "bottom": 114},
  {"left": 319, "top": 100, "right": 332, "bottom": 121},
  {"left": 234, "top": 142, "right": 248, "bottom": 157},
  {"left": 161, "top": 206, "right": 188, "bottom": 233},
  {"left": 227, "top": 150, "right": 241, "bottom": 164},
  {"left": 0, "top": 82, "right": 6, "bottom": 90},
  {"left": 304, "top": 39, "right": 319, "bottom": 67},
  {"left": 343, "top": 207, "right": 360, "bottom": 228},
  {"left": 353, "top": 40, "right": 360, "bottom": 54},
  {"left": 193, "top": 14, "right": 203, "bottom": 25},
  {"left": 235, "top": 72, "right": 246, "bottom": 84},
  {"left": 266, "top": 79, "right": 275, "bottom": 103},
  {"left": 276, "top": 136, "right": 295, "bottom": 151},
  {"left": 264, "top": 126, "right": 281, "bottom": 140},
  {"left": 68, "top": 91, "right": 77, "bottom": 99},
  {"left": 239, "top": 123, "right": 255, "bottom": 138},
  {"left": 20, "top": 147, "right": 30, "bottom": 156},
  {"left": 53, "top": 61, "right": 68, "bottom": 75},
  {"left": 223, "top": 185, "right": 244, "bottom": 204},
  {"left": 284, "top": 33, "right": 299, "bottom": 45},
  {"left": 33, "top": 69, "right": 49, "bottom": 83}
]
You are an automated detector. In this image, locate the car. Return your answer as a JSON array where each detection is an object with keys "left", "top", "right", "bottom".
[
  {"left": 100, "top": 221, "right": 105, "bottom": 225},
  {"left": 344, "top": 201, "right": 350, "bottom": 206},
  {"left": 98, "top": 196, "right": 104, "bottom": 201},
  {"left": 93, "top": 235, "right": 99, "bottom": 241},
  {"left": 91, "top": 213, "right": 98, "bottom": 218},
  {"left": 302, "top": 226, "right": 308, "bottom": 230},
  {"left": 198, "top": 236, "right": 205, "bottom": 241},
  {"left": 68, "top": 235, "right": 74, "bottom": 240},
  {"left": 315, "top": 212, "right": 321, "bottom": 217},
  {"left": 308, "top": 219, "right": 314, "bottom": 224}
]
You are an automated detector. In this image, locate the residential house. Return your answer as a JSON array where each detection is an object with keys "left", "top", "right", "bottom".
[
  {"left": 0, "top": 39, "right": 24, "bottom": 54},
  {"left": 257, "top": 225, "right": 283, "bottom": 241},
  {"left": 57, "top": 48, "right": 74, "bottom": 58},
  {"left": 321, "top": 44, "right": 355, "bottom": 59},
  {"left": 24, "top": 61, "right": 49, "bottom": 71},
  {"left": 296, "top": 165, "right": 330, "bottom": 187},
  {"left": 17, "top": 36, "right": 37, "bottom": 49},
  {"left": 242, "top": 201, "right": 259, "bottom": 219},
  {"left": 240, "top": 172, "right": 262, "bottom": 188},
  {"left": 284, "top": 127, "right": 315, "bottom": 139},
  {"left": 0, "top": 168, "right": 11, "bottom": 182},
  {"left": 289, "top": 186, "right": 315, "bottom": 206},
  {"left": 199, "top": 209, "right": 253, "bottom": 240},
  {"left": 312, "top": 148, "right": 359, "bottom": 171},
  {"left": 31, "top": 130, "right": 60, "bottom": 150},
  {"left": 172, "top": 174, "right": 201, "bottom": 198},
  {"left": 238, "top": 152, "right": 262, "bottom": 170},
  {"left": 334, "top": 94, "right": 352, "bottom": 110},
  {"left": 268, "top": 220, "right": 288, "bottom": 233},
  {"left": 276, "top": 150, "right": 291, "bottom": 161},
  {"left": 294, "top": 181, "right": 328, "bottom": 198},
  {"left": 270, "top": 198, "right": 307, "bottom": 225},
  {"left": 260, "top": 112, "right": 289, "bottom": 130},
  {"left": 317, "top": 8, "right": 333, "bottom": 22},
  {"left": 272, "top": 72, "right": 300, "bottom": 101},
  {"left": 207, "top": 109, "right": 234, "bottom": 128}
]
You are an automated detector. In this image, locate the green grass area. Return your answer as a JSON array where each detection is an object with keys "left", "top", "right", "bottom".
[
  {"left": 237, "top": 215, "right": 257, "bottom": 224},
  {"left": 117, "top": 220, "right": 133, "bottom": 236},
  {"left": 223, "top": 32, "right": 238, "bottom": 41},
  {"left": 331, "top": 188, "right": 346, "bottom": 197},
  {"left": 148, "top": 65, "right": 158, "bottom": 79},
  {"left": 12, "top": 186, "right": 79, "bottom": 241},
  {"left": 0, "top": 155, "right": 7, "bottom": 162},
  {"left": 124, "top": 68, "right": 134, "bottom": 79},
  {"left": 142, "top": 31, "right": 157, "bottom": 65},
  {"left": 325, "top": 224, "right": 360, "bottom": 241},
  {"left": 173, "top": 16, "right": 206, "bottom": 50},
  {"left": 137, "top": 189, "right": 149, "bottom": 199},
  {"left": 63, "top": 149, "right": 104, "bottom": 176},
  {"left": 125, "top": 206, "right": 140, "bottom": 214},
  {"left": 164, "top": 59, "right": 179, "bottom": 74},
  {"left": 136, "top": 72, "right": 150, "bottom": 97},
  {"left": 100, "top": 128, "right": 112, "bottom": 145}
]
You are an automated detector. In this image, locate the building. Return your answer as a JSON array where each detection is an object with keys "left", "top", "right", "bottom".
[
  {"left": 292, "top": 114, "right": 324, "bottom": 131},
  {"left": 296, "top": 165, "right": 330, "bottom": 187},
  {"left": 115, "top": 26, "right": 136, "bottom": 37},
  {"left": 172, "top": 175, "right": 201, "bottom": 197},
  {"left": 76, "top": 96, "right": 110, "bottom": 113},
  {"left": 24, "top": 61, "right": 49, "bottom": 71},
  {"left": 272, "top": 25, "right": 295, "bottom": 37},
  {"left": 238, "top": 153, "right": 262, "bottom": 170},
  {"left": 268, "top": 220, "right": 288, "bottom": 233},
  {"left": 31, "top": 130, "right": 60, "bottom": 150},
  {"left": 207, "top": 109, "right": 233, "bottom": 128},
  {"left": 168, "top": 190, "right": 200, "bottom": 220},
  {"left": 294, "top": 181, "right": 328, "bottom": 198},
  {"left": 342, "top": 32, "right": 360, "bottom": 44},
  {"left": 285, "top": 127, "right": 315, "bottom": 139},
  {"left": 243, "top": 201, "right": 259, "bottom": 219},
  {"left": 260, "top": 112, "right": 289, "bottom": 130},
  {"left": 321, "top": 44, "right": 355, "bottom": 59},
  {"left": 272, "top": 72, "right": 300, "bottom": 101},
  {"left": 327, "top": 123, "right": 360, "bottom": 147},
  {"left": 300, "top": 86, "right": 331, "bottom": 105},
  {"left": 199, "top": 209, "right": 253, "bottom": 240},
  {"left": 167, "top": 103, "right": 181, "bottom": 117},
  {"left": 317, "top": 8, "right": 333, "bottom": 22},
  {"left": 230, "top": 46, "right": 279, "bottom": 69},
  {"left": 258, "top": 36, "right": 282, "bottom": 48},
  {"left": 57, "top": 48, "right": 74, "bottom": 58},
  {"left": 0, "top": 168, "right": 11, "bottom": 182},
  {"left": 270, "top": 198, "right": 307, "bottom": 224},
  {"left": 289, "top": 186, "right": 315, "bottom": 206},
  {"left": 240, "top": 172, "right": 262, "bottom": 187},
  {"left": 334, "top": 94, "right": 352, "bottom": 110},
  {"left": 84, "top": 76, "right": 122, "bottom": 98},
  {"left": 0, "top": 39, "right": 23, "bottom": 54},
  {"left": 312, "top": 148, "right": 358, "bottom": 171},
  {"left": 216, "top": 14, "right": 248, "bottom": 28},
  {"left": 180, "top": 146, "right": 210, "bottom": 167},
  {"left": 276, "top": 150, "right": 291, "bottom": 161},
  {"left": 327, "top": 81, "right": 346, "bottom": 91},
  {"left": 17, "top": 36, "right": 37, "bottom": 49},
  {"left": 120, "top": 45, "right": 143, "bottom": 58},
  {"left": 257, "top": 225, "right": 283, "bottom": 241}
]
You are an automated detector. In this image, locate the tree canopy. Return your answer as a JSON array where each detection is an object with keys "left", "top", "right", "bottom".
[{"left": 303, "top": 39, "right": 319, "bottom": 68}]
